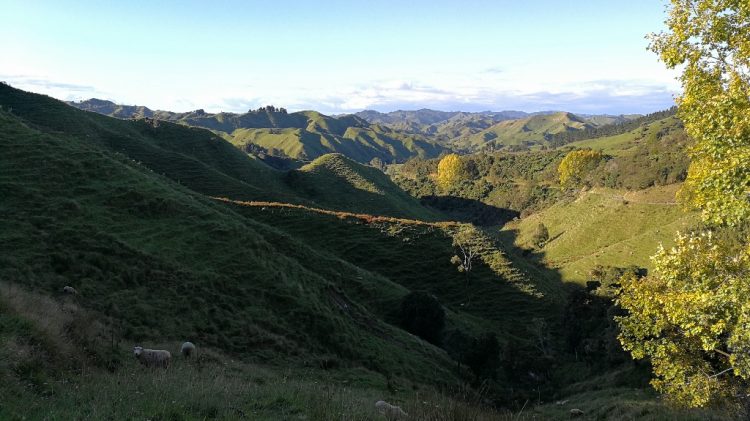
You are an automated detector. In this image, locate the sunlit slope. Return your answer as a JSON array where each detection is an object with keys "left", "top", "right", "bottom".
[
  {"left": 229, "top": 122, "right": 444, "bottom": 163},
  {"left": 68, "top": 98, "right": 446, "bottom": 163},
  {"left": 501, "top": 185, "right": 699, "bottom": 283},
  {"left": 2, "top": 84, "right": 442, "bottom": 219},
  {"left": 454, "top": 112, "right": 594, "bottom": 150},
  {"left": 287, "top": 153, "right": 444, "bottom": 221},
  {"left": 566, "top": 115, "right": 684, "bottom": 155}
]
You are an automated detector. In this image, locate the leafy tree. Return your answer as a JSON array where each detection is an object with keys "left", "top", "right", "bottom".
[
  {"left": 557, "top": 149, "right": 604, "bottom": 187},
  {"left": 450, "top": 225, "right": 484, "bottom": 283},
  {"left": 618, "top": 233, "right": 750, "bottom": 407},
  {"left": 617, "top": 1, "right": 750, "bottom": 409},
  {"left": 436, "top": 153, "right": 466, "bottom": 189},
  {"left": 531, "top": 223, "right": 549, "bottom": 248},
  {"left": 465, "top": 332, "right": 501, "bottom": 381},
  {"left": 399, "top": 292, "right": 445, "bottom": 345}
]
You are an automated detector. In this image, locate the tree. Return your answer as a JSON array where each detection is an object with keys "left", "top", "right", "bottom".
[
  {"left": 450, "top": 225, "right": 484, "bottom": 283},
  {"left": 436, "top": 153, "right": 466, "bottom": 189},
  {"left": 399, "top": 292, "right": 445, "bottom": 345},
  {"left": 531, "top": 223, "right": 549, "bottom": 248},
  {"left": 464, "top": 332, "right": 501, "bottom": 381},
  {"left": 557, "top": 149, "right": 604, "bottom": 187},
  {"left": 617, "top": 1, "right": 750, "bottom": 409}
]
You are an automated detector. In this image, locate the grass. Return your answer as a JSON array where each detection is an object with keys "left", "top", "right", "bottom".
[
  {"left": 499, "top": 185, "right": 699, "bottom": 284},
  {"left": 454, "top": 112, "right": 593, "bottom": 150},
  {"left": 0, "top": 84, "right": 732, "bottom": 419},
  {"left": 0, "top": 103, "right": 464, "bottom": 386},
  {"left": 0, "top": 281, "right": 510, "bottom": 421},
  {"left": 227, "top": 121, "right": 444, "bottom": 163},
  {"left": 565, "top": 116, "right": 683, "bottom": 156}
]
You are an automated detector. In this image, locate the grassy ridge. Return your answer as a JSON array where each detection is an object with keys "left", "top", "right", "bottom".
[
  {"left": 288, "top": 153, "right": 445, "bottom": 221},
  {"left": 453, "top": 112, "right": 594, "bottom": 151},
  {"left": 2, "top": 84, "right": 440, "bottom": 220},
  {"left": 0, "top": 106, "right": 463, "bottom": 385},
  {"left": 68, "top": 98, "right": 447, "bottom": 164}
]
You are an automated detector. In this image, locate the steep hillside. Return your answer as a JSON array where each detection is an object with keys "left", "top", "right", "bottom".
[
  {"left": 499, "top": 185, "right": 699, "bottom": 284},
  {"left": 453, "top": 112, "right": 595, "bottom": 151},
  {"left": 286, "top": 154, "right": 443, "bottom": 220},
  {"left": 68, "top": 99, "right": 446, "bottom": 164},
  {"left": 0, "top": 107, "right": 469, "bottom": 381},
  {"left": 228, "top": 121, "right": 443, "bottom": 163},
  {"left": 7, "top": 85, "right": 439, "bottom": 219},
  {"left": 0, "top": 85, "right": 558, "bottom": 389}
]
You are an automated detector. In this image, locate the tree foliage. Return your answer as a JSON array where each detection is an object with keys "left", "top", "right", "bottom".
[
  {"left": 531, "top": 223, "right": 549, "bottom": 248},
  {"left": 450, "top": 225, "right": 485, "bottom": 282},
  {"left": 399, "top": 291, "right": 445, "bottom": 345},
  {"left": 557, "top": 149, "right": 604, "bottom": 187},
  {"left": 618, "top": 1, "right": 750, "bottom": 408},
  {"left": 618, "top": 233, "right": 750, "bottom": 407},
  {"left": 436, "top": 153, "right": 467, "bottom": 189}
]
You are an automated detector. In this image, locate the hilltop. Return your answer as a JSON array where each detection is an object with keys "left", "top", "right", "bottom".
[
  {"left": 68, "top": 99, "right": 446, "bottom": 164},
  {"left": 1, "top": 87, "right": 436, "bottom": 220},
  {"left": 452, "top": 112, "right": 595, "bottom": 151}
]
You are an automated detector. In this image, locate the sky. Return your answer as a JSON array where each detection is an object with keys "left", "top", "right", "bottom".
[{"left": 0, "top": 0, "right": 679, "bottom": 115}]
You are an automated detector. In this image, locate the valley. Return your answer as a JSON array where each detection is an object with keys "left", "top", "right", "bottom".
[{"left": 0, "top": 83, "right": 730, "bottom": 420}]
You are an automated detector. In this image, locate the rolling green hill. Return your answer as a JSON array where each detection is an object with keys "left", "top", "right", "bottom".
[
  {"left": 69, "top": 99, "right": 447, "bottom": 164},
  {"left": 499, "top": 185, "right": 699, "bottom": 284},
  {"left": 453, "top": 112, "right": 595, "bottom": 151},
  {"left": 286, "top": 153, "right": 443, "bottom": 220},
  {"left": 566, "top": 115, "right": 684, "bottom": 155},
  {"left": 6, "top": 85, "right": 438, "bottom": 220},
  {"left": 0, "top": 84, "right": 567, "bottom": 416},
  {"left": 2, "top": 85, "right": 731, "bottom": 420}
]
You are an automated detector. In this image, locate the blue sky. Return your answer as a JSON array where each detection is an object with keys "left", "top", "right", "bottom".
[{"left": 0, "top": 0, "right": 678, "bottom": 114}]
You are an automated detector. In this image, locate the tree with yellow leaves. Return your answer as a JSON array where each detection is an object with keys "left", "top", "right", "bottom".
[
  {"left": 436, "top": 153, "right": 466, "bottom": 189},
  {"left": 617, "top": 0, "right": 750, "bottom": 409},
  {"left": 557, "top": 149, "right": 603, "bottom": 187}
]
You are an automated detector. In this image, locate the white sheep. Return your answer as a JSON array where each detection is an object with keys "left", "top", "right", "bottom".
[
  {"left": 180, "top": 341, "right": 196, "bottom": 358},
  {"left": 570, "top": 408, "right": 585, "bottom": 418},
  {"left": 375, "top": 400, "right": 408, "bottom": 419},
  {"left": 62, "top": 286, "right": 78, "bottom": 295},
  {"left": 133, "top": 346, "right": 171, "bottom": 368}
]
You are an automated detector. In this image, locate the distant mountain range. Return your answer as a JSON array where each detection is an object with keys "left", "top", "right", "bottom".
[
  {"left": 69, "top": 98, "right": 644, "bottom": 161},
  {"left": 68, "top": 99, "right": 446, "bottom": 164}
]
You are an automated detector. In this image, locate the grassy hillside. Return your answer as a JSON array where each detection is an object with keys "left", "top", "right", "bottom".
[
  {"left": 0, "top": 85, "right": 567, "bottom": 411},
  {"left": 499, "top": 185, "right": 699, "bottom": 284},
  {"left": 5, "top": 84, "right": 442, "bottom": 220},
  {"left": 228, "top": 121, "right": 444, "bottom": 163},
  {"left": 0, "top": 106, "right": 473, "bottom": 379},
  {"left": 454, "top": 112, "right": 594, "bottom": 151},
  {"left": 286, "top": 153, "right": 444, "bottom": 220},
  {"left": 566, "top": 115, "right": 683, "bottom": 155},
  {"left": 69, "top": 99, "right": 446, "bottom": 164}
]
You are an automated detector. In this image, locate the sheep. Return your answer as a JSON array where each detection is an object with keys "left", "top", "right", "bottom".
[
  {"left": 180, "top": 341, "right": 196, "bottom": 358},
  {"left": 570, "top": 408, "right": 585, "bottom": 418},
  {"left": 375, "top": 400, "right": 408, "bottom": 419},
  {"left": 133, "top": 346, "right": 171, "bottom": 368},
  {"left": 62, "top": 286, "right": 78, "bottom": 295}
]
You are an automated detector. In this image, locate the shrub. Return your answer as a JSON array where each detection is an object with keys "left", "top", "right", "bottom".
[{"left": 399, "top": 292, "right": 445, "bottom": 345}]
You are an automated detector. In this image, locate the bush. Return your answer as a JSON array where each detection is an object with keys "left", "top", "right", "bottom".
[
  {"left": 465, "top": 332, "right": 501, "bottom": 381},
  {"left": 531, "top": 223, "right": 549, "bottom": 248},
  {"left": 399, "top": 292, "right": 445, "bottom": 345}
]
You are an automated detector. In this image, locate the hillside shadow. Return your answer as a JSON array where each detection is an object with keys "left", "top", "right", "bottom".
[{"left": 420, "top": 195, "right": 520, "bottom": 226}]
